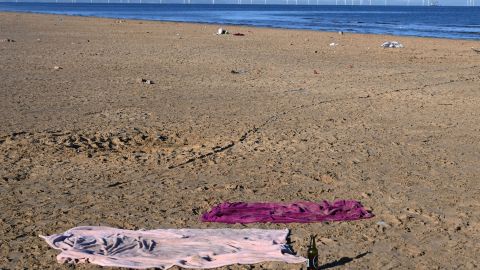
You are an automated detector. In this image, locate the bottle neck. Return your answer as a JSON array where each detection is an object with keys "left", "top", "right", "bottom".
[{"left": 310, "top": 235, "right": 316, "bottom": 248}]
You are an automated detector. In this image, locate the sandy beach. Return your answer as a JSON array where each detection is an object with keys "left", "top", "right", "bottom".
[{"left": 1, "top": 12, "right": 479, "bottom": 269}]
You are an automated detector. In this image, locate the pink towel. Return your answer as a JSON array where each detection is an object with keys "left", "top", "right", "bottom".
[
  {"left": 40, "top": 226, "right": 306, "bottom": 269},
  {"left": 202, "top": 200, "right": 373, "bottom": 224}
]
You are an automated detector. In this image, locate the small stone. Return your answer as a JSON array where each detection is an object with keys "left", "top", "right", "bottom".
[
  {"left": 361, "top": 192, "right": 371, "bottom": 198},
  {"left": 53, "top": 66, "right": 62, "bottom": 70},
  {"left": 320, "top": 173, "right": 336, "bottom": 184},
  {"left": 110, "top": 137, "right": 122, "bottom": 146}
]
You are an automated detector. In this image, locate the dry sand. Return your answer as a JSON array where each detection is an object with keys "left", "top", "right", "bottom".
[{"left": 1, "top": 12, "right": 479, "bottom": 269}]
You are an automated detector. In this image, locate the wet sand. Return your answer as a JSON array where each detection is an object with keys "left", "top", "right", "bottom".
[{"left": 1, "top": 12, "right": 479, "bottom": 269}]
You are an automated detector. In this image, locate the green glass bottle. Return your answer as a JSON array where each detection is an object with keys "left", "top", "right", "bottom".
[{"left": 307, "top": 235, "right": 318, "bottom": 270}]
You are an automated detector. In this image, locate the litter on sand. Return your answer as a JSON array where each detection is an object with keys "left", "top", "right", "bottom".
[
  {"left": 202, "top": 200, "right": 374, "bottom": 224},
  {"left": 216, "top": 28, "right": 229, "bottom": 35},
  {"left": 233, "top": 33, "right": 245, "bottom": 36},
  {"left": 381, "top": 41, "right": 404, "bottom": 48},
  {"left": 230, "top": 69, "right": 247, "bottom": 74},
  {"left": 137, "top": 78, "right": 154, "bottom": 84},
  {"left": 41, "top": 226, "right": 306, "bottom": 269},
  {"left": 329, "top": 42, "right": 338, "bottom": 47}
]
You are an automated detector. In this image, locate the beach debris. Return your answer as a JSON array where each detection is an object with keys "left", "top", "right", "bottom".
[
  {"left": 231, "top": 69, "right": 247, "bottom": 74},
  {"left": 0, "top": 38, "right": 15, "bottom": 43},
  {"left": 137, "top": 78, "right": 154, "bottom": 84},
  {"left": 53, "top": 66, "right": 62, "bottom": 70},
  {"left": 329, "top": 42, "right": 338, "bottom": 47},
  {"left": 381, "top": 41, "right": 404, "bottom": 48},
  {"left": 338, "top": 31, "right": 344, "bottom": 35},
  {"left": 216, "top": 28, "right": 229, "bottom": 35},
  {"left": 376, "top": 221, "right": 390, "bottom": 228},
  {"left": 376, "top": 221, "right": 390, "bottom": 232},
  {"left": 233, "top": 33, "right": 245, "bottom": 36},
  {"left": 285, "top": 88, "right": 307, "bottom": 93},
  {"left": 472, "top": 48, "right": 480, "bottom": 54}
]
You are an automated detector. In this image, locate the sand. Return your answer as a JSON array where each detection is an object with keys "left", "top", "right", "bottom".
[{"left": 1, "top": 12, "right": 479, "bottom": 269}]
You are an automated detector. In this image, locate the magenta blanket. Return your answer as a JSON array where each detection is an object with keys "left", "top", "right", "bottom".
[{"left": 202, "top": 200, "right": 373, "bottom": 224}]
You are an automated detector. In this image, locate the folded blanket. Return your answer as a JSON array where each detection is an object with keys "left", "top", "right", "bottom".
[
  {"left": 202, "top": 200, "right": 373, "bottom": 224},
  {"left": 41, "top": 226, "right": 305, "bottom": 269}
]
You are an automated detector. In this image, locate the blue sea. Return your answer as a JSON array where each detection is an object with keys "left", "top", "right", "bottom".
[{"left": 1, "top": 3, "right": 479, "bottom": 40}]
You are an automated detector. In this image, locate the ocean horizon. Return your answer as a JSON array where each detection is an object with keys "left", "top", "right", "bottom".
[{"left": 1, "top": 3, "right": 479, "bottom": 40}]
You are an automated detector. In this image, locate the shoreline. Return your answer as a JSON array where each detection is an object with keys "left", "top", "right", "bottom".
[
  {"left": 1, "top": 10, "right": 480, "bottom": 43},
  {"left": 1, "top": 4, "right": 480, "bottom": 41},
  {"left": 1, "top": 11, "right": 480, "bottom": 269}
]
